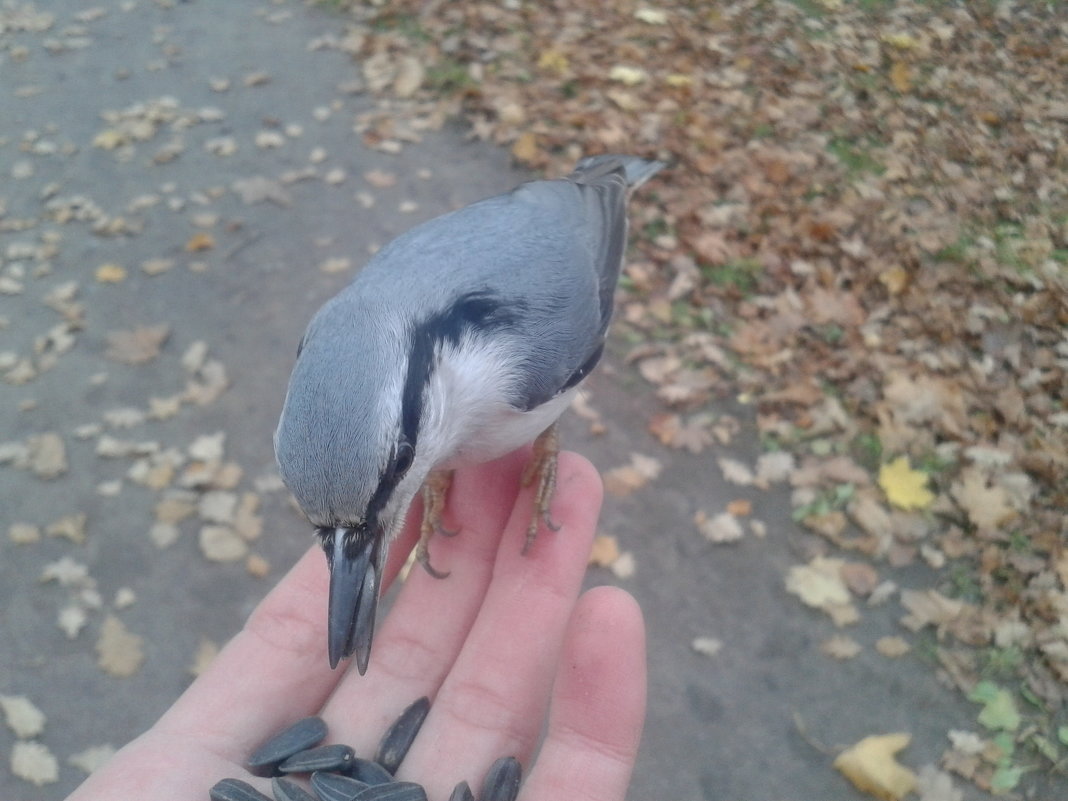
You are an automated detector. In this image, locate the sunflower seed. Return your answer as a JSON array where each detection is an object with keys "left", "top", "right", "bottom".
[
  {"left": 271, "top": 777, "right": 318, "bottom": 801},
  {"left": 352, "top": 782, "right": 428, "bottom": 801},
  {"left": 447, "top": 780, "right": 474, "bottom": 801},
  {"left": 348, "top": 756, "right": 393, "bottom": 785},
  {"left": 279, "top": 743, "right": 355, "bottom": 774},
  {"left": 374, "top": 696, "right": 429, "bottom": 774},
  {"left": 480, "top": 756, "right": 521, "bottom": 801},
  {"left": 248, "top": 716, "right": 327, "bottom": 776},
  {"left": 311, "top": 770, "right": 369, "bottom": 801},
  {"left": 209, "top": 777, "right": 273, "bottom": 801}
]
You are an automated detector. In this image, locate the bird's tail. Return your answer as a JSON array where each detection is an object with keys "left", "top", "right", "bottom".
[{"left": 571, "top": 154, "right": 667, "bottom": 191}]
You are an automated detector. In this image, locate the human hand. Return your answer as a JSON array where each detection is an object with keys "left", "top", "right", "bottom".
[{"left": 67, "top": 449, "right": 646, "bottom": 801}]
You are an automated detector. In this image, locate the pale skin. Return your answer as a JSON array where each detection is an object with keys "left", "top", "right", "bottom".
[{"left": 68, "top": 450, "right": 646, "bottom": 801}]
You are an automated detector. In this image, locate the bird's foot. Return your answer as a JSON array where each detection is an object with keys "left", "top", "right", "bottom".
[
  {"left": 521, "top": 423, "right": 561, "bottom": 554},
  {"left": 417, "top": 470, "right": 454, "bottom": 579}
]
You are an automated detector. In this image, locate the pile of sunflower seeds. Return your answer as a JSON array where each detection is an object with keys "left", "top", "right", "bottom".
[{"left": 208, "top": 697, "right": 521, "bottom": 801}]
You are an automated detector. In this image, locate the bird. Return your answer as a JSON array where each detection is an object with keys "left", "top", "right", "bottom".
[{"left": 274, "top": 154, "right": 665, "bottom": 673}]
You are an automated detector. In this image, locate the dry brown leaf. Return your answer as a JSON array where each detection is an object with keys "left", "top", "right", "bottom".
[
  {"left": 185, "top": 232, "right": 215, "bottom": 252},
  {"left": 589, "top": 534, "right": 621, "bottom": 567},
  {"left": 105, "top": 324, "right": 170, "bottom": 365},
  {"left": 199, "top": 525, "right": 248, "bottom": 562},
  {"left": 95, "top": 615, "right": 145, "bottom": 678},
  {"left": 695, "top": 510, "right": 745, "bottom": 543},
  {"left": 511, "top": 132, "right": 539, "bottom": 164},
  {"left": 821, "top": 634, "right": 862, "bottom": 660},
  {"left": 876, "top": 636, "right": 912, "bottom": 658},
  {"left": 602, "top": 453, "right": 662, "bottom": 496},
  {"left": 189, "top": 638, "right": 219, "bottom": 676}
]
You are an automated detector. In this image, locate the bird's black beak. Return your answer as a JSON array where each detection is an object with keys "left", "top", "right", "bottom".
[{"left": 320, "top": 525, "right": 385, "bottom": 673}]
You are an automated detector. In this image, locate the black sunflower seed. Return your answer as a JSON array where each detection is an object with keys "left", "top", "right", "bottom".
[
  {"left": 310, "top": 770, "right": 370, "bottom": 801},
  {"left": 348, "top": 756, "right": 393, "bottom": 785},
  {"left": 248, "top": 717, "right": 328, "bottom": 776},
  {"left": 448, "top": 780, "right": 475, "bottom": 801},
  {"left": 375, "top": 696, "right": 430, "bottom": 774},
  {"left": 209, "top": 777, "right": 273, "bottom": 801},
  {"left": 271, "top": 777, "right": 318, "bottom": 801},
  {"left": 279, "top": 743, "right": 355, "bottom": 774},
  {"left": 479, "top": 756, "right": 521, "bottom": 801},
  {"left": 351, "top": 782, "right": 428, "bottom": 801}
]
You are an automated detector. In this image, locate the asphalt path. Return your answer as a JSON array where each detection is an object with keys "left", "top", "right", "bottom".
[{"left": 0, "top": 2, "right": 1007, "bottom": 800}]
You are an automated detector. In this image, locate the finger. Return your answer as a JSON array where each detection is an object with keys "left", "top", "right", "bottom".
[
  {"left": 401, "top": 451, "right": 603, "bottom": 798},
  {"left": 521, "top": 587, "right": 646, "bottom": 801},
  {"left": 148, "top": 546, "right": 338, "bottom": 762},
  {"left": 322, "top": 449, "right": 527, "bottom": 755}
]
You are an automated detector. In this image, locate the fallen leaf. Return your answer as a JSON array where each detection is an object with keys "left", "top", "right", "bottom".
[
  {"left": 189, "top": 638, "right": 219, "bottom": 676},
  {"left": 199, "top": 524, "right": 248, "bottom": 562},
  {"left": 25, "top": 432, "right": 67, "bottom": 479},
  {"left": 46, "top": 512, "right": 87, "bottom": 544},
  {"left": 890, "top": 61, "right": 912, "bottom": 92},
  {"left": 0, "top": 695, "right": 46, "bottom": 738},
  {"left": 95, "top": 615, "right": 144, "bottom": 677},
  {"left": 876, "top": 636, "right": 912, "bottom": 658},
  {"left": 878, "top": 457, "right": 934, "bottom": 511},
  {"left": 968, "top": 681, "right": 1021, "bottom": 732},
  {"left": 786, "top": 556, "right": 851, "bottom": 608},
  {"left": 950, "top": 467, "right": 1016, "bottom": 532},
  {"left": 104, "top": 324, "right": 170, "bottom": 365},
  {"left": 834, "top": 733, "right": 917, "bottom": 801},
  {"left": 589, "top": 534, "right": 621, "bottom": 567},
  {"left": 185, "top": 232, "right": 215, "bottom": 252},
  {"left": 94, "top": 263, "right": 126, "bottom": 283},
  {"left": 68, "top": 744, "right": 116, "bottom": 776},
  {"left": 603, "top": 453, "right": 662, "bottom": 496},
  {"left": 692, "top": 636, "right": 722, "bottom": 657},
  {"left": 11, "top": 740, "right": 59, "bottom": 786},
  {"left": 9, "top": 522, "right": 41, "bottom": 544},
  {"left": 695, "top": 510, "right": 745, "bottom": 543},
  {"left": 821, "top": 634, "right": 862, "bottom": 660},
  {"left": 511, "top": 131, "right": 538, "bottom": 164}
]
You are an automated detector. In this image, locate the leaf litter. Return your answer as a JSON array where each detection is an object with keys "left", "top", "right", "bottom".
[{"left": 310, "top": 0, "right": 1068, "bottom": 791}]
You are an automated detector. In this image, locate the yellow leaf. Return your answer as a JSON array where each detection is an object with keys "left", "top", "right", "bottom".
[
  {"left": 95, "top": 263, "right": 126, "bottom": 283},
  {"left": 881, "top": 32, "right": 918, "bottom": 50},
  {"left": 609, "top": 65, "right": 649, "bottom": 86},
  {"left": 511, "top": 132, "right": 539, "bottom": 164},
  {"left": 537, "top": 48, "right": 569, "bottom": 75},
  {"left": 878, "top": 456, "right": 933, "bottom": 511},
  {"left": 889, "top": 61, "right": 911, "bottom": 92},
  {"left": 185, "top": 232, "right": 215, "bottom": 252},
  {"left": 665, "top": 74, "right": 693, "bottom": 87},
  {"left": 878, "top": 265, "right": 909, "bottom": 294},
  {"left": 634, "top": 8, "right": 668, "bottom": 24},
  {"left": 834, "top": 733, "right": 917, "bottom": 801}
]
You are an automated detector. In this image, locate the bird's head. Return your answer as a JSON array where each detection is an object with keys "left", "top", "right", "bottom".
[{"left": 274, "top": 291, "right": 434, "bottom": 673}]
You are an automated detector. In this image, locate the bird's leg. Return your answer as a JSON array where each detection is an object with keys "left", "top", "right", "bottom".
[
  {"left": 416, "top": 470, "right": 454, "bottom": 579},
  {"left": 520, "top": 422, "right": 562, "bottom": 554}
]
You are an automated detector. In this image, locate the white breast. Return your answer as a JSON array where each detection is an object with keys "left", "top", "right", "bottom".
[{"left": 419, "top": 334, "right": 577, "bottom": 470}]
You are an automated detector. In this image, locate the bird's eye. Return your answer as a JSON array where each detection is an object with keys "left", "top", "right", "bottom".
[{"left": 393, "top": 441, "right": 415, "bottom": 478}]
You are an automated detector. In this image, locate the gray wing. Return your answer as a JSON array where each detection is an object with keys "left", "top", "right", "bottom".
[{"left": 352, "top": 156, "right": 664, "bottom": 411}]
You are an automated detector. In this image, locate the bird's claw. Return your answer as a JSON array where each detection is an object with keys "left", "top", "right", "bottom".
[
  {"left": 521, "top": 423, "right": 560, "bottom": 554},
  {"left": 417, "top": 471, "right": 454, "bottom": 579}
]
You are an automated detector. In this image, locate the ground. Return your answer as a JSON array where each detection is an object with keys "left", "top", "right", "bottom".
[{"left": 0, "top": 2, "right": 1065, "bottom": 800}]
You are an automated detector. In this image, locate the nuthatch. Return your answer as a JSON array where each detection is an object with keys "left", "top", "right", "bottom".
[{"left": 274, "top": 154, "right": 664, "bottom": 672}]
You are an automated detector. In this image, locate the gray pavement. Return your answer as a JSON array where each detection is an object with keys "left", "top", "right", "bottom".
[{"left": 0, "top": 2, "right": 1013, "bottom": 800}]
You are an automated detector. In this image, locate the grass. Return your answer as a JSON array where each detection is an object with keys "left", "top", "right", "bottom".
[
  {"left": 827, "top": 136, "right": 885, "bottom": 177},
  {"left": 699, "top": 258, "right": 763, "bottom": 296}
]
